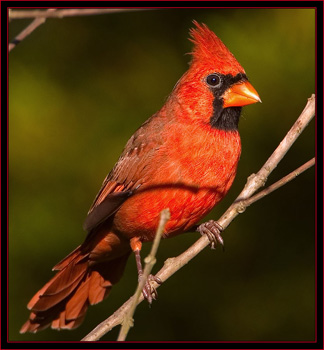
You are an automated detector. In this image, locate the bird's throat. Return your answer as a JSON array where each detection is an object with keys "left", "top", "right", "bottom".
[{"left": 210, "top": 101, "right": 242, "bottom": 131}]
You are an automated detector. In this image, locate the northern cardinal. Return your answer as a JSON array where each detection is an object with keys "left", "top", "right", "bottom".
[{"left": 21, "top": 21, "right": 260, "bottom": 333}]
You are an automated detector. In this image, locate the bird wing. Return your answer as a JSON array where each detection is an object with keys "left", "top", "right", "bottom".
[{"left": 83, "top": 114, "right": 166, "bottom": 232}]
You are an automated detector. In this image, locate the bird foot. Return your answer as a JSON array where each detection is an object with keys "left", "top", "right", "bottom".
[
  {"left": 197, "top": 220, "right": 224, "bottom": 250},
  {"left": 139, "top": 274, "right": 162, "bottom": 304}
]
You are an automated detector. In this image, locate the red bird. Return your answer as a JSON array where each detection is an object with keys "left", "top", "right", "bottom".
[{"left": 21, "top": 21, "right": 260, "bottom": 333}]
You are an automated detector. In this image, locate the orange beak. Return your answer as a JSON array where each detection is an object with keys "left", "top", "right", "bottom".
[{"left": 222, "top": 81, "right": 261, "bottom": 108}]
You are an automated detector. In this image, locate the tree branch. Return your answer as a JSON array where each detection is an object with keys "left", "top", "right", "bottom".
[
  {"left": 81, "top": 94, "right": 315, "bottom": 341},
  {"left": 9, "top": 8, "right": 56, "bottom": 52},
  {"left": 9, "top": 8, "right": 144, "bottom": 20},
  {"left": 117, "top": 209, "right": 170, "bottom": 341}
]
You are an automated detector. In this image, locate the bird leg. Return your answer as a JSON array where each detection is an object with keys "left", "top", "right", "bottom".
[
  {"left": 196, "top": 220, "right": 224, "bottom": 250},
  {"left": 130, "top": 237, "right": 162, "bottom": 304}
]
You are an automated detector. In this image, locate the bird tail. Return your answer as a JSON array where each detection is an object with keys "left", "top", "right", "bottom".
[{"left": 20, "top": 246, "right": 130, "bottom": 333}]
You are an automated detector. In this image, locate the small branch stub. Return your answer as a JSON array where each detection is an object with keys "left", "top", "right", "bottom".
[{"left": 9, "top": 8, "right": 57, "bottom": 52}]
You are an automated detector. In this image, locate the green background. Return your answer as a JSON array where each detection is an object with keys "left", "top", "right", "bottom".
[{"left": 9, "top": 8, "right": 315, "bottom": 341}]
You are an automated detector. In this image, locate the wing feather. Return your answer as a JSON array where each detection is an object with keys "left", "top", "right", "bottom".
[{"left": 83, "top": 114, "right": 167, "bottom": 232}]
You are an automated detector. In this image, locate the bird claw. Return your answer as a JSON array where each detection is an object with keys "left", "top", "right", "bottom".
[
  {"left": 139, "top": 274, "right": 162, "bottom": 304},
  {"left": 197, "top": 220, "right": 224, "bottom": 250}
]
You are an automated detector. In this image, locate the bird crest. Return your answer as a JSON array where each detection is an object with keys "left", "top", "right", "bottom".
[{"left": 189, "top": 20, "right": 245, "bottom": 75}]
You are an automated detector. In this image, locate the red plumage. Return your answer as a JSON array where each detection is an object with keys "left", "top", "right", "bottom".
[
  {"left": 190, "top": 21, "right": 245, "bottom": 75},
  {"left": 21, "top": 21, "right": 260, "bottom": 333}
]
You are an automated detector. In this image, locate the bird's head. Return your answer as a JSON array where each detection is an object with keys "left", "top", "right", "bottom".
[{"left": 172, "top": 21, "right": 261, "bottom": 130}]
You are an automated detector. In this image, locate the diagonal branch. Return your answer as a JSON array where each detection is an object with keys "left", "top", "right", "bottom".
[
  {"left": 81, "top": 94, "right": 315, "bottom": 341},
  {"left": 243, "top": 157, "right": 315, "bottom": 208}
]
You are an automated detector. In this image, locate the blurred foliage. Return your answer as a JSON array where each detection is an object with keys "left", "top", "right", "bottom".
[{"left": 9, "top": 8, "right": 315, "bottom": 341}]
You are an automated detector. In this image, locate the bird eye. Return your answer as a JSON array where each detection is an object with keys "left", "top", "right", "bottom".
[{"left": 206, "top": 74, "right": 222, "bottom": 88}]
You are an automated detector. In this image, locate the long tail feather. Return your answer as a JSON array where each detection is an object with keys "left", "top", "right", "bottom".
[{"left": 20, "top": 247, "right": 130, "bottom": 333}]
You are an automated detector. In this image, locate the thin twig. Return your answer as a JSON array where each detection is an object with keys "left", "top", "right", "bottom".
[
  {"left": 82, "top": 94, "right": 315, "bottom": 341},
  {"left": 243, "top": 157, "right": 315, "bottom": 208},
  {"left": 81, "top": 209, "right": 170, "bottom": 342},
  {"left": 9, "top": 8, "right": 144, "bottom": 20},
  {"left": 117, "top": 209, "right": 170, "bottom": 341},
  {"left": 8, "top": 8, "right": 56, "bottom": 52}
]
